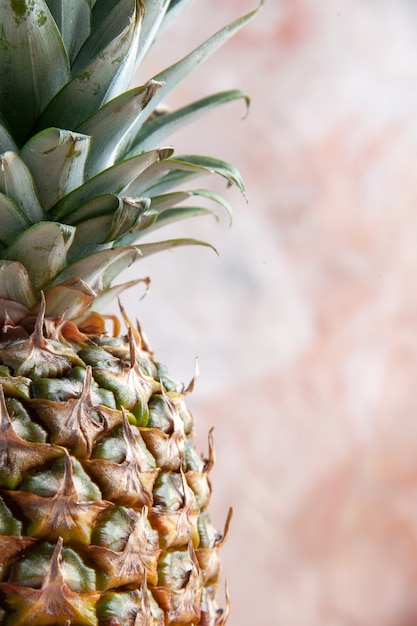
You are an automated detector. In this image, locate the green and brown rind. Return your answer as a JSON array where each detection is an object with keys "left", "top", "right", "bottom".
[{"left": 0, "top": 303, "right": 232, "bottom": 625}]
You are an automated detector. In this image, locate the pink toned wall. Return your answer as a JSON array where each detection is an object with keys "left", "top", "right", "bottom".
[{"left": 123, "top": 1, "right": 417, "bottom": 624}]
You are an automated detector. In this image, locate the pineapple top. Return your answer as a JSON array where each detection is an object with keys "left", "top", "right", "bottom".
[{"left": 0, "top": 0, "right": 260, "bottom": 335}]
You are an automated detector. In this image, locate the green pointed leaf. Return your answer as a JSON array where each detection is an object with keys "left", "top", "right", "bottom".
[
  {"left": 73, "top": 0, "right": 141, "bottom": 73},
  {"left": 0, "top": 193, "right": 31, "bottom": 247},
  {"left": 20, "top": 129, "right": 90, "bottom": 210},
  {"left": 51, "top": 148, "right": 173, "bottom": 220},
  {"left": 46, "top": 0, "right": 92, "bottom": 63},
  {"left": 189, "top": 188, "right": 234, "bottom": 225},
  {"left": 127, "top": 89, "right": 249, "bottom": 157},
  {"left": 147, "top": 188, "right": 231, "bottom": 220},
  {"left": 77, "top": 80, "right": 162, "bottom": 178},
  {"left": 123, "top": 157, "right": 203, "bottom": 197},
  {"left": 66, "top": 216, "right": 111, "bottom": 262},
  {"left": 125, "top": 155, "right": 245, "bottom": 199},
  {"left": 44, "top": 278, "right": 96, "bottom": 319},
  {"left": 4, "top": 222, "right": 76, "bottom": 290},
  {"left": 0, "top": 152, "right": 46, "bottom": 223},
  {"left": 103, "top": 197, "right": 155, "bottom": 242},
  {"left": 50, "top": 247, "right": 140, "bottom": 293},
  {"left": 174, "top": 155, "right": 246, "bottom": 197},
  {"left": 122, "top": 2, "right": 262, "bottom": 151},
  {"left": 89, "top": 278, "right": 143, "bottom": 313},
  {"left": 116, "top": 206, "right": 215, "bottom": 246},
  {"left": 155, "top": 206, "right": 214, "bottom": 226},
  {"left": 116, "top": 187, "right": 234, "bottom": 243},
  {"left": 0, "top": 0, "right": 71, "bottom": 144},
  {"left": 36, "top": 0, "right": 143, "bottom": 130},
  {"left": 147, "top": 191, "right": 190, "bottom": 213},
  {"left": 100, "top": 206, "right": 158, "bottom": 244},
  {"left": 64, "top": 194, "right": 121, "bottom": 226},
  {"left": 135, "top": 0, "right": 169, "bottom": 67},
  {"left": 130, "top": 168, "right": 195, "bottom": 197},
  {"left": 136, "top": 238, "right": 217, "bottom": 258},
  {"left": 141, "top": 188, "right": 213, "bottom": 218},
  {"left": 67, "top": 198, "right": 154, "bottom": 262},
  {"left": 0, "top": 119, "right": 18, "bottom": 154},
  {"left": 0, "top": 260, "right": 37, "bottom": 310}
]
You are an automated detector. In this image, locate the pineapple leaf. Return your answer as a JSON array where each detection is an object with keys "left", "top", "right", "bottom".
[
  {"left": 123, "top": 156, "right": 206, "bottom": 197},
  {"left": 103, "top": 198, "right": 156, "bottom": 242},
  {"left": 100, "top": 191, "right": 228, "bottom": 246},
  {"left": 0, "top": 193, "right": 31, "bottom": 248},
  {"left": 3, "top": 222, "right": 76, "bottom": 290},
  {"left": 50, "top": 247, "right": 141, "bottom": 292},
  {"left": 66, "top": 216, "right": 111, "bottom": 261},
  {"left": 150, "top": 188, "right": 233, "bottom": 223},
  {"left": 146, "top": 191, "right": 190, "bottom": 213},
  {"left": 67, "top": 198, "right": 155, "bottom": 262},
  {"left": 20, "top": 128, "right": 91, "bottom": 211},
  {"left": 76, "top": 0, "right": 142, "bottom": 74},
  {"left": 136, "top": 238, "right": 218, "bottom": 258},
  {"left": 45, "top": 0, "right": 92, "bottom": 64},
  {"left": 89, "top": 278, "right": 144, "bottom": 313},
  {"left": 132, "top": 155, "right": 246, "bottom": 199},
  {"left": 189, "top": 188, "right": 234, "bottom": 225},
  {"left": 174, "top": 155, "right": 246, "bottom": 197},
  {"left": 0, "top": 152, "right": 46, "bottom": 223},
  {"left": 0, "top": 260, "right": 37, "bottom": 311},
  {"left": 155, "top": 206, "right": 215, "bottom": 226},
  {"left": 123, "top": 2, "right": 262, "bottom": 146},
  {"left": 0, "top": 0, "right": 71, "bottom": 144},
  {"left": 119, "top": 186, "right": 235, "bottom": 241},
  {"left": 44, "top": 278, "right": 96, "bottom": 319},
  {"left": 36, "top": 0, "right": 143, "bottom": 131},
  {"left": 135, "top": 0, "right": 170, "bottom": 67},
  {"left": 125, "top": 89, "right": 250, "bottom": 157},
  {"left": 0, "top": 118, "right": 18, "bottom": 154},
  {"left": 51, "top": 148, "right": 173, "bottom": 221},
  {"left": 63, "top": 194, "right": 122, "bottom": 226},
  {"left": 117, "top": 206, "right": 216, "bottom": 245},
  {"left": 77, "top": 81, "right": 163, "bottom": 179},
  {"left": 133, "top": 166, "right": 200, "bottom": 197}
]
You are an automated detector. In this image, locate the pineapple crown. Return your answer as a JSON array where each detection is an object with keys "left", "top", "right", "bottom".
[{"left": 0, "top": 0, "right": 262, "bottom": 335}]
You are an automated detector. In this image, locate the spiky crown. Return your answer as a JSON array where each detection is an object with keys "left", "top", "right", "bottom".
[{"left": 0, "top": 0, "right": 261, "bottom": 336}]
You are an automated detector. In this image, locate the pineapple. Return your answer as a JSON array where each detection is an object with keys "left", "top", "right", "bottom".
[{"left": 0, "top": 0, "right": 261, "bottom": 625}]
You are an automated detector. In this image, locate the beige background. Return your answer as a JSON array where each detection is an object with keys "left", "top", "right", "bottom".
[{"left": 112, "top": 1, "right": 417, "bottom": 624}]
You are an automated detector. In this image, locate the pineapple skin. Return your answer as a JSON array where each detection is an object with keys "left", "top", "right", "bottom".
[{"left": 0, "top": 314, "right": 230, "bottom": 625}]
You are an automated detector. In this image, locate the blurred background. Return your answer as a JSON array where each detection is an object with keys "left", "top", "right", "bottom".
[{"left": 118, "top": 0, "right": 417, "bottom": 624}]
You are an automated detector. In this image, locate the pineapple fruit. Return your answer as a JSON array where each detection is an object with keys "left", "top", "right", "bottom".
[{"left": 0, "top": 0, "right": 261, "bottom": 624}]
